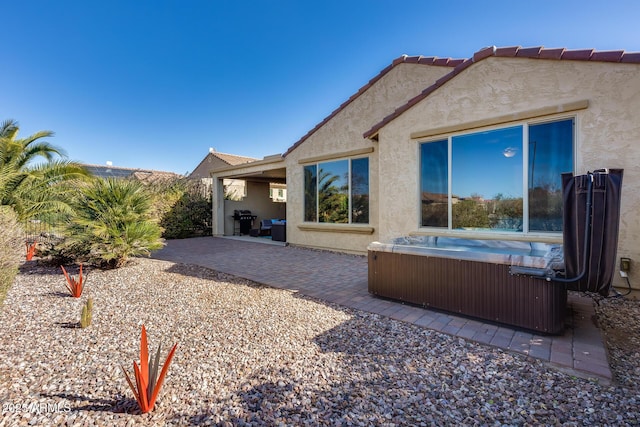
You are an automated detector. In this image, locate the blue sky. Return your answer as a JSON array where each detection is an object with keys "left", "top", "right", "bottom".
[{"left": 3, "top": 0, "right": 639, "bottom": 174}]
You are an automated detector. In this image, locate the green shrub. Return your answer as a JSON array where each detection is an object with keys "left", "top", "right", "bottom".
[
  {"left": 61, "top": 178, "right": 164, "bottom": 268},
  {"left": 0, "top": 206, "right": 24, "bottom": 307},
  {"left": 146, "top": 177, "right": 212, "bottom": 239},
  {"left": 160, "top": 194, "right": 212, "bottom": 239}
]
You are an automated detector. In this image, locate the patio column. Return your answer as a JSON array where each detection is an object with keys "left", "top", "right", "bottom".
[{"left": 212, "top": 177, "right": 225, "bottom": 236}]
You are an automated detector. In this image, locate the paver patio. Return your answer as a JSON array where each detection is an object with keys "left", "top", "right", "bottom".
[{"left": 152, "top": 236, "right": 612, "bottom": 382}]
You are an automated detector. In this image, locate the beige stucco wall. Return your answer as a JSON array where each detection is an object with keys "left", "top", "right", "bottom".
[
  {"left": 377, "top": 56, "right": 640, "bottom": 289},
  {"left": 284, "top": 62, "right": 455, "bottom": 253}
]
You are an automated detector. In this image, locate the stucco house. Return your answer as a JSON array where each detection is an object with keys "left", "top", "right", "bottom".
[
  {"left": 190, "top": 149, "right": 258, "bottom": 200},
  {"left": 210, "top": 45, "right": 640, "bottom": 291}
]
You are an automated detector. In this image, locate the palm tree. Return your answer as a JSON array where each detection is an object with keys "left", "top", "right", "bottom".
[
  {"left": 62, "top": 178, "right": 164, "bottom": 268},
  {"left": 0, "top": 119, "right": 90, "bottom": 221}
]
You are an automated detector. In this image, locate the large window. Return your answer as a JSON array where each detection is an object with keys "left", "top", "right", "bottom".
[
  {"left": 304, "top": 157, "right": 369, "bottom": 224},
  {"left": 420, "top": 118, "right": 574, "bottom": 233}
]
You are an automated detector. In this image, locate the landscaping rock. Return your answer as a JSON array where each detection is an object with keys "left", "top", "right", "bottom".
[{"left": 0, "top": 259, "right": 638, "bottom": 425}]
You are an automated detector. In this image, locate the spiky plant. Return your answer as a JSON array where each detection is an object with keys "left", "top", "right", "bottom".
[
  {"left": 61, "top": 264, "right": 85, "bottom": 297},
  {"left": 25, "top": 242, "right": 36, "bottom": 261},
  {"left": 122, "top": 325, "right": 178, "bottom": 413},
  {"left": 80, "top": 297, "right": 93, "bottom": 328},
  {"left": 61, "top": 178, "right": 165, "bottom": 268}
]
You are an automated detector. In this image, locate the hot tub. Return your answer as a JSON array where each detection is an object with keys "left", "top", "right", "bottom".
[{"left": 368, "top": 236, "right": 567, "bottom": 334}]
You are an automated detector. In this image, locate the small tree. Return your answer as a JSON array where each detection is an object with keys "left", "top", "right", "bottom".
[
  {"left": 61, "top": 178, "right": 164, "bottom": 268},
  {"left": 0, "top": 119, "right": 90, "bottom": 222}
]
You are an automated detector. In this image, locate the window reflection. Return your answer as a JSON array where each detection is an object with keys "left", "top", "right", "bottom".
[
  {"left": 318, "top": 160, "right": 349, "bottom": 223},
  {"left": 528, "top": 119, "right": 574, "bottom": 232},
  {"left": 351, "top": 158, "right": 369, "bottom": 224},
  {"left": 303, "top": 165, "right": 317, "bottom": 222},
  {"left": 420, "top": 119, "right": 574, "bottom": 233},
  {"left": 452, "top": 126, "right": 523, "bottom": 231},
  {"left": 421, "top": 140, "right": 448, "bottom": 227}
]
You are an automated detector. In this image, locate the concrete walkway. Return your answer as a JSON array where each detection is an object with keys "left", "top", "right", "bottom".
[{"left": 152, "top": 236, "right": 612, "bottom": 383}]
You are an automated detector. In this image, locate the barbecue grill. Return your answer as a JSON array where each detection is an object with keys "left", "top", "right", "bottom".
[{"left": 233, "top": 210, "right": 257, "bottom": 235}]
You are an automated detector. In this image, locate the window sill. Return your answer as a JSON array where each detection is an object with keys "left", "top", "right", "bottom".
[{"left": 298, "top": 223, "right": 375, "bottom": 235}]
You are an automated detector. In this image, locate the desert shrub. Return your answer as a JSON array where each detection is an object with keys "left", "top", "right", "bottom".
[
  {"left": 146, "top": 177, "right": 211, "bottom": 239},
  {"left": 160, "top": 192, "right": 212, "bottom": 239},
  {"left": 0, "top": 206, "right": 24, "bottom": 306},
  {"left": 61, "top": 178, "right": 164, "bottom": 268}
]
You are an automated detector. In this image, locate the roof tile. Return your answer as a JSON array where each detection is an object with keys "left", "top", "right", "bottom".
[
  {"left": 418, "top": 56, "right": 438, "bottom": 65},
  {"left": 516, "top": 46, "right": 543, "bottom": 58},
  {"left": 473, "top": 46, "right": 496, "bottom": 62},
  {"left": 621, "top": 52, "right": 640, "bottom": 63},
  {"left": 495, "top": 46, "right": 520, "bottom": 57},
  {"left": 448, "top": 58, "right": 467, "bottom": 67},
  {"left": 539, "top": 48, "right": 565, "bottom": 60},
  {"left": 590, "top": 50, "right": 625, "bottom": 62},
  {"left": 561, "top": 49, "right": 594, "bottom": 60}
]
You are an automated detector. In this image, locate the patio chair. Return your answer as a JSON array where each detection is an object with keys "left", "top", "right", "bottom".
[{"left": 259, "top": 219, "right": 272, "bottom": 236}]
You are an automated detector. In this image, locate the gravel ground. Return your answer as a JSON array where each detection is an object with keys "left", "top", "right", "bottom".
[{"left": 0, "top": 258, "right": 639, "bottom": 426}]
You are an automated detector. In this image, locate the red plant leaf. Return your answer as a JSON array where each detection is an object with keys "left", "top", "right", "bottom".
[
  {"left": 133, "top": 361, "right": 149, "bottom": 413},
  {"left": 148, "top": 342, "right": 178, "bottom": 410},
  {"left": 139, "top": 325, "right": 149, "bottom": 401},
  {"left": 61, "top": 265, "right": 83, "bottom": 297},
  {"left": 26, "top": 243, "right": 36, "bottom": 261},
  {"left": 121, "top": 364, "right": 141, "bottom": 408},
  {"left": 124, "top": 325, "right": 178, "bottom": 414}
]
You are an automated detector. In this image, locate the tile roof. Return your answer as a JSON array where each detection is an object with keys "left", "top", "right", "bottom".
[
  {"left": 84, "top": 164, "right": 181, "bottom": 180},
  {"left": 211, "top": 151, "right": 258, "bottom": 166},
  {"left": 282, "top": 54, "right": 464, "bottom": 157},
  {"left": 363, "top": 45, "right": 640, "bottom": 140},
  {"left": 188, "top": 151, "right": 259, "bottom": 178}
]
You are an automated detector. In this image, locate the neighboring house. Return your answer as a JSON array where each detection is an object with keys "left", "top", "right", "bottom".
[
  {"left": 210, "top": 45, "right": 640, "bottom": 291},
  {"left": 84, "top": 164, "right": 181, "bottom": 183},
  {"left": 189, "top": 149, "right": 257, "bottom": 200}
]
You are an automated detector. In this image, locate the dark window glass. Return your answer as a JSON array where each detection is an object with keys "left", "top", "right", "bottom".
[
  {"left": 303, "top": 165, "right": 317, "bottom": 222},
  {"left": 351, "top": 158, "right": 369, "bottom": 224},
  {"left": 528, "top": 118, "right": 574, "bottom": 232},
  {"left": 420, "top": 140, "right": 448, "bottom": 227},
  {"left": 318, "top": 160, "right": 349, "bottom": 223}
]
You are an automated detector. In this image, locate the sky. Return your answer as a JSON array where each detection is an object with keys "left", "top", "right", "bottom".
[{"left": 3, "top": 0, "right": 640, "bottom": 175}]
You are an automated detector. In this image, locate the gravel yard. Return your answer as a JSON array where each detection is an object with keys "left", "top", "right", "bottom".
[{"left": 1, "top": 258, "right": 639, "bottom": 426}]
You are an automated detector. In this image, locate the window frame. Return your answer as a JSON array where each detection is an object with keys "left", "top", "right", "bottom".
[
  {"left": 419, "top": 115, "right": 576, "bottom": 236},
  {"left": 303, "top": 156, "right": 370, "bottom": 225}
]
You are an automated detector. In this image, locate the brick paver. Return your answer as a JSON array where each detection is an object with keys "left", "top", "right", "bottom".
[{"left": 152, "top": 236, "right": 612, "bottom": 382}]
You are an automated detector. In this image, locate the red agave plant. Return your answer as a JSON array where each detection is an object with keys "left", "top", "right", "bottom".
[
  {"left": 122, "top": 325, "right": 178, "bottom": 413},
  {"left": 61, "top": 264, "right": 86, "bottom": 298}
]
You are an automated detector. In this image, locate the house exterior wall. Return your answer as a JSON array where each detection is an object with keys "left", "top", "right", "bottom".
[
  {"left": 285, "top": 63, "right": 454, "bottom": 253},
  {"left": 376, "top": 57, "right": 640, "bottom": 288}
]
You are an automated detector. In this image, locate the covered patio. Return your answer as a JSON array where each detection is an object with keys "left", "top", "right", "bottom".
[{"left": 211, "top": 154, "right": 287, "bottom": 241}]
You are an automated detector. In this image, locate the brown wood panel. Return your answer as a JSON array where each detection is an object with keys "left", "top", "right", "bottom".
[{"left": 368, "top": 251, "right": 566, "bottom": 334}]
